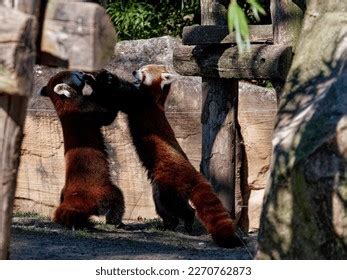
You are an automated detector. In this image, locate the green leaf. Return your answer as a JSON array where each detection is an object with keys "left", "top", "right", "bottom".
[
  {"left": 228, "top": 1, "right": 250, "bottom": 53},
  {"left": 247, "top": 0, "right": 266, "bottom": 21}
]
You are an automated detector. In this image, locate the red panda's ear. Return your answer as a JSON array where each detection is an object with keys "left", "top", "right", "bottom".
[
  {"left": 82, "top": 83, "right": 93, "bottom": 96},
  {"left": 160, "top": 73, "right": 177, "bottom": 89},
  {"left": 54, "top": 83, "right": 77, "bottom": 97},
  {"left": 39, "top": 86, "right": 48, "bottom": 97}
]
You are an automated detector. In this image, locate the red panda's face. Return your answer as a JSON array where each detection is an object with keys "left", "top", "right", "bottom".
[
  {"left": 39, "top": 71, "right": 95, "bottom": 100},
  {"left": 132, "top": 64, "right": 177, "bottom": 90}
]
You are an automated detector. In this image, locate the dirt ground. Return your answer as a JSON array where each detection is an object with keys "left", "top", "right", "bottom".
[{"left": 9, "top": 214, "right": 257, "bottom": 260}]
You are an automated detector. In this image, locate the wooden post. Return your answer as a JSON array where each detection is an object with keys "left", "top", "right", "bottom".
[
  {"left": 199, "top": 0, "right": 247, "bottom": 227},
  {"left": 0, "top": 5, "right": 37, "bottom": 260},
  {"left": 270, "top": 0, "right": 304, "bottom": 102}
]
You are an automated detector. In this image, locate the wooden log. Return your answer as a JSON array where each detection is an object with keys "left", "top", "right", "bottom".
[
  {"left": 0, "top": 0, "right": 41, "bottom": 16},
  {"left": 0, "top": 6, "right": 37, "bottom": 260},
  {"left": 174, "top": 44, "right": 292, "bottom": 81},
  {"left": 270, "top": 0, "right": 304, "bottom": 102},
  {"left": 271, "top": 0, "right": 304, "bottom": 49},
  {"left": 0, "top": 7, "right": 37, "bottom": 96},
  {"left": 182, "top": 25, "right": 273, "bottom": 45},
  {"left": 200, "top": 0, "right": 228, "bottom": 25},
  {"left": 200, "top": 79, "right": 238, "bottom": 216},
  {"left": 40, "top": 1, "right": 116, "bottom": 71}
]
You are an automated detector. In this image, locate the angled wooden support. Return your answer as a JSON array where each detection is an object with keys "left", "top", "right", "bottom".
[
  {"left": 0, "top": 6, "right": 37, "bottom": 260},
  {"left": 174, "top": 44, "right": 292, "bottom": 81}
]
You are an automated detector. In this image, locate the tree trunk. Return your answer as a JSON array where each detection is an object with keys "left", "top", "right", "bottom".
[{"left": 257, "top": 1, "right": 347, "bottom": 259}]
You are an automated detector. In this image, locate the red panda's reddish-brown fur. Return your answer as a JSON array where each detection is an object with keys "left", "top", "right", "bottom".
[
  {"left": 40, "top": 71, "right": 124, "bottom": 229},
  {"left": 97, "top": 65, "right": 240, "bottom": 247}
]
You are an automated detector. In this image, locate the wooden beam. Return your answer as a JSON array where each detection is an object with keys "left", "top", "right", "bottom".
[
  {"left": 174, "top": 44, "right": 292, "bottom": 81},
  {"left": 182, "top": 25, "right": 273, "bottom": 45},
  {"left": 201, "top": 0, "right": 228, "bottom": 25},
  {"left": 0, "top": 0, "right": 41, "bottom": 16},
  {"left": 40, "top": 1, "right": 116, "bottom": 71},
  {"left": 0, "top": 6, "right": 37, "bottom": 96}
]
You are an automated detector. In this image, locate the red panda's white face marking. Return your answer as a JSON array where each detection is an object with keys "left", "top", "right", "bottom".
[
  {"left": 132, "top": 64, "right": 177, "bottom": 90},
  {"left": 54, "top": 83, "right": 77, "bottom": 98}
]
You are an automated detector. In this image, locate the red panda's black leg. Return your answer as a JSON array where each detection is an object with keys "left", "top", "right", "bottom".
[
  {"left": 183, "top": 208, "right": 195, "bottom": 234},
  {"left": 105, "top": 185, "right": 125, "bottom": 227},
  {"left": 152, "top": 183, "right": 179, "bottom": 230}
]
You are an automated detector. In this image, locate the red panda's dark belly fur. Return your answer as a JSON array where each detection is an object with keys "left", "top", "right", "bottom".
[{"left": 54, "top": 116, "right": 124, "bottom": 228}]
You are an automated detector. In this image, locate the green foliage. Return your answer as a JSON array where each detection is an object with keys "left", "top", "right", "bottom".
[
  {"left": 106, "top": 0, "right": 200, "bottom": 41},
  {"left": 228, "top": 0, "right": 267, "bottom": 53}
]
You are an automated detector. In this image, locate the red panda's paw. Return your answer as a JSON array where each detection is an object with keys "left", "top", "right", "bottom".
[
  {"left": 162, "top": 216, "right": 179, "bottom": 231},
  {"left": 54, "top": 205, "right": 91, "bottom": 229},
  {"left": 211, "top": 221, "right": 242, "bottom": 248}
]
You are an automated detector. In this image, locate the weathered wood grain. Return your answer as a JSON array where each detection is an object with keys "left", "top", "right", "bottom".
[
  {"left": 0, "top": 0, "right": 41, "bottom": 16},
  {"left": 0, "top": 7, "right": 37, "bottom": 96},
  {"left": 200, "top": 0, "right": 228, "bottom": 25},
  {"left": 174, "top": 44, "right": 293, "bottom": 80},
  {"left": 40, "top": 1, "right": 116, "bottom": 71},
  {"left": 0, "top": 5, "right": 37, "bottom": 260},
  {"left": 182, "top": 25, "right": 273, "bottom": 45},
  {"left": 196, "top": 0, "right": 244, "bottom": 229},
  {"left": 0, "top": 96, "right": 30, "bottom": 260},
  {"left": 271, "top": 0, "right": 304, "bottom": 49}
]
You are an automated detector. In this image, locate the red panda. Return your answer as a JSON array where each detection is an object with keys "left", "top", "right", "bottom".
[
  {"left": 90, "top": 69, "right": 195, "bottom": 232},
  {"left": 40, "top": 70, "right": 124, "bottom": 229},
  {"left": 94, "top": 66, "right": 241, "bottom": 247}
]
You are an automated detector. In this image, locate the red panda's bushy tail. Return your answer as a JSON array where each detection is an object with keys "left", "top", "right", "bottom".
[{"left": 189, "top": 181, "right": 241, "bottom": 248}]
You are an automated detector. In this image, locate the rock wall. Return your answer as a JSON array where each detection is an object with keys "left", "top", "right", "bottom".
[{"left": 14, "top": 36, "right": 276, "bottom": 229}]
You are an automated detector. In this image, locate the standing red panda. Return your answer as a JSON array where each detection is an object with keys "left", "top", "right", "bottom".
[
  {"left": 40, "top": 71, "right": 124, "bottom": 229},
  {"left": 94, "top": 66, "right": 241, "bottom": 247}
]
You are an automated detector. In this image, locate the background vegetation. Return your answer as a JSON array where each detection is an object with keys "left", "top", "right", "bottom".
[{"left": 99, "top": 0, "right": 271, "bottom": 41}]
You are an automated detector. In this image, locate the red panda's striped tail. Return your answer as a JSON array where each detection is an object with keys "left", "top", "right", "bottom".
[{"left": 190, "top": 181, "right": 241, "bottom": 248}]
